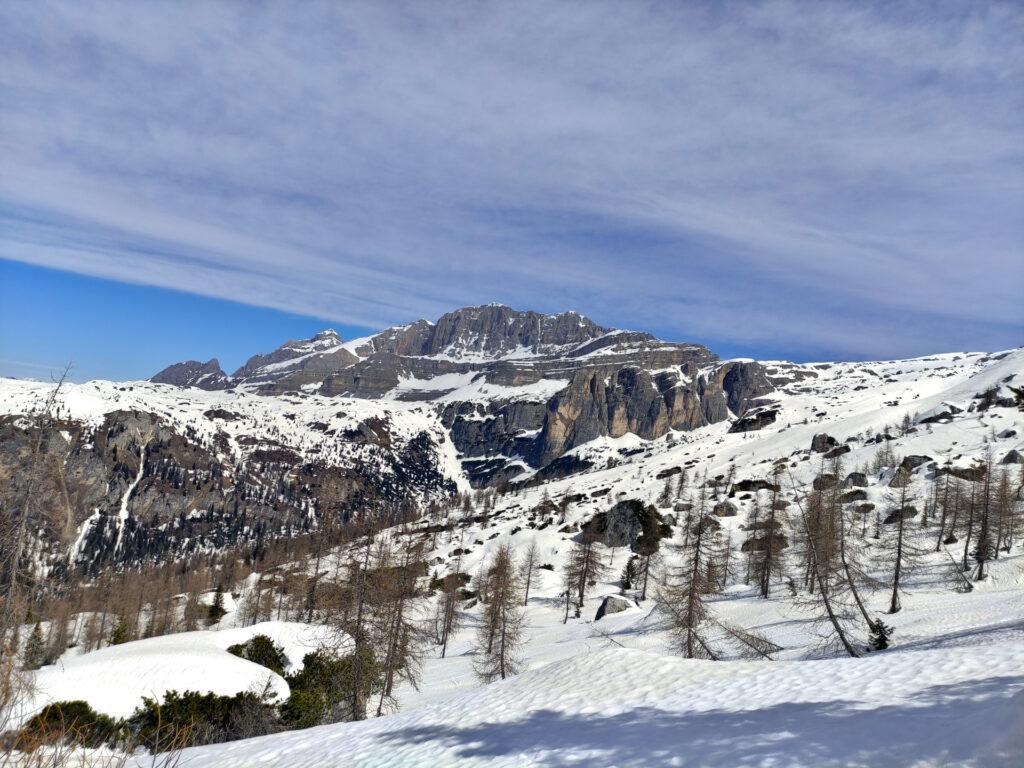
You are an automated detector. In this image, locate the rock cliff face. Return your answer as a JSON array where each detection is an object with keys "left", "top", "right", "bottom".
[
  {"left": 0, "top": 402, "right": 455, "bottom": 574},
  {"left": 532, "top": 360, "right": 772, "bottom": 466},
  {"left": 352, "top": 305, "right": 609, "bottom": 359}
]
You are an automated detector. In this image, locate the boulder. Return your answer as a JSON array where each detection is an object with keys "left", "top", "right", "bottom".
[
  {"left": 728, "top": 407, "right": 779, "bottom": 433},
  {"left": 839, "top": 489, "right": 868, "bottom": 503},
  {"left": 938, "top": 465, "right": 986, "bottom": 483},
  {"left": 730, "top": 478, "right": 780, "bottom": 496},
  {"left": 811, "top": 433, "right": 839, "bottom": 453},
  {"left": 712, "top": 500, "right": 738, "bottom": 517},
  {"left": 741, "top": 533, "right": 789, "bottom": 553},
  {"left": 854, "top": 503, "right": 876, "bottom": 515},
  {"left": 884, "top": 505, "right": 918, "bottom": 524},
  {"left": 813, "top": 474, "right": 839, "bottom": 490},
  {"left": 888, "top": 468, "right": 912, "bottom": 488},
  {"left": 917, "top": 403, "right": 963, "bottom": 425},
  {"left": 997, "top": 429, "right": 1017, "bottom": 439},
  {"left": 595, "top": 594, "right": 635, "bottom": 621},
  {"left": 581, "top": 499, "right": 670, "bottom": 551},
  {"left": 1002, "top": 449, "right": 1023, "bottom": 465},
  {"left": 692, "top": 515, "right": 722, "bottom": 535},
  {"left": 823, "top": 444, "right": 851, "bottom": 459},
  {"left": 843, "top": 472, "right": 868, "bottom": 488},
  {"left": 900, "top": 455, "right": 932, "bottom": 472}
]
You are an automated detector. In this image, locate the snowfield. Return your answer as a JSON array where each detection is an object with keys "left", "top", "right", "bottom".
[{"left": 170, "top": 639, "right": 1024, "bottom": 767}]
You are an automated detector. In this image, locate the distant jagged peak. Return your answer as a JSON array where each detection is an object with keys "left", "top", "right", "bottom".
[
  {"left": 279, "top": 328, "right": 343, "bottom": 353},
  {"left": 232, "top": 329, "right": 348, "bottom": 379},
  {"left": 150, "top": 358, "right": 231, "bottom": 390}
]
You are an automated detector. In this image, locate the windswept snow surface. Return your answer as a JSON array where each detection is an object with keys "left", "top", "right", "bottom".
[
  {"left": 169, "top": 639, "right": 1024, "bottom": 767},
  {"left": 21, "top": 622, "right": 333, "bottom": 723}
]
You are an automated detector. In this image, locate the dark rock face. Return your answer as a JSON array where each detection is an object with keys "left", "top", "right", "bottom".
[
  {"left": 526, "top": 454, "right": 595, "bottom": 486},
  {"left": 151, "top": 359, "right": 231, "bottom": 389},
  {"left": 708, "top": 361, "right": 775, "bottom": 417},
  {"left": 403, "top": 305, "right": 608, "bottom": 358},
  {"left": 533, "top": 360, "right": 772, "bottom": 467},
  {"left": 0, "top": 409, "right": 455, "bottom": 573},
  {"left": 1003, "top": 449, "right": 1023, "bottom": 465}
]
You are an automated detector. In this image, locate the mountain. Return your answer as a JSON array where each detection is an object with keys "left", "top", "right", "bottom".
[
  {"left": 150, "top": 305, "right": 772, "bottom": 485},
  {"left": 2, "top": 304, "right": 1021, "bottom": 576},
  {"left": 151, "top": 328, "right": 360, "bottom": 392},
  {"left": 149, "top": 358, "right": 231, "bottom": 389}
]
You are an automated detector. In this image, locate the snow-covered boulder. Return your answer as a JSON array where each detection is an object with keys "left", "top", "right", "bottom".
[{"left": 595, "top": 595, "right": 634, "bottom": 621}]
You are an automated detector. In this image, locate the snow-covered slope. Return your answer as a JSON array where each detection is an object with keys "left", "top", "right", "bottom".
[
  {"left": 169, "top": 637, "right": 1024, "bottom": 767},
  {"left": 18, "top": 622, "right": 334, "bottom": 723}
]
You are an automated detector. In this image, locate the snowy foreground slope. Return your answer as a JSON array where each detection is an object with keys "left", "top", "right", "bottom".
[{"left": 170, "top": 639, "right": 1024, "bottom": 768}]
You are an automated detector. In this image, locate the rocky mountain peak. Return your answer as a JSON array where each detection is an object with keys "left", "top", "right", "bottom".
[
  {"left": 363, "top": 304, "right": 612, "bottom": 361},
  {"left": 150, "top": 358, "right": 231, "bottom": 389},
  {"left": 232, "top": 329, "right": 346, "bottom": 379}
]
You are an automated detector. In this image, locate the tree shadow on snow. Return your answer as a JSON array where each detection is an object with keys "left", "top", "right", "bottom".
[{"left": 379, "top": 674, "right": 1024, "bottom": 767}]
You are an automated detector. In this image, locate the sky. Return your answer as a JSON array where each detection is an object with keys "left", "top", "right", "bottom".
[{"left": 1, "top": 0, "right": 1022, "bottom": 381}]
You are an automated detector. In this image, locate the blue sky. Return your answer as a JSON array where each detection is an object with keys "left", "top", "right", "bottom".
[{"left": 1, "top": 1, "right": 1022, "bottom": 380}]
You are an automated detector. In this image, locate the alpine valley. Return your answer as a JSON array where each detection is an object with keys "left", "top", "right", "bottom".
[{"left": 2, "top": 304, "right": 1023, "bottom": 767}]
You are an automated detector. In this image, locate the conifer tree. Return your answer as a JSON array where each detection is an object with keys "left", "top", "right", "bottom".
[
  {"left": 109, "top": 615, "right": 132, "bottom": 646},
  {"left": 22, "top": 622, "right": 45, "bottom": 670}
]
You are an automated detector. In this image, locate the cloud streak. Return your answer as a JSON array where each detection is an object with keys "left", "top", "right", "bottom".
[{"left": 1, "top": 0, "right": 1021, "bottom": 358}]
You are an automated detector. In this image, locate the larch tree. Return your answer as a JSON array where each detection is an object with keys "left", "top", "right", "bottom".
[
  {"left": 519, "top": 538, "right": 541, "bottom": 607},
  {"left": 374, "top": 534, "right": 428, "bottom": 717},
  {"left": 788, "top": 472, "right": 861, "bottom": 658},
  {"left": 474, "top": 544, "right": 525, "bottom": 683},
  {"left": 566, "top": 528, "right": 610, "bottom": 611}
]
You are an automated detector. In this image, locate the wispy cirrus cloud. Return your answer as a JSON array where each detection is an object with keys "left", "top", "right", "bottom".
[{"left": 1, "top": 0, "right": 1021, "bottom": 359}]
